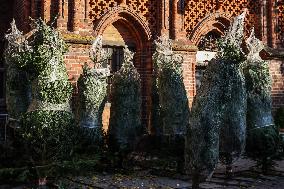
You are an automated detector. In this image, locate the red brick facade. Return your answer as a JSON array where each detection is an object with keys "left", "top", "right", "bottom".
[{"left": 1, "top": 0, "right": 283, "bottom": 129}]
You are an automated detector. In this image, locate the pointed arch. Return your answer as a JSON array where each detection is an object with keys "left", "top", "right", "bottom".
[
  {"left": 93, "top": 5, "right": 153, "bottom": 130},
  {"left": 189, "top": 12, "right": 232, "bottom": 46},
  {"left": 93, "top": 6, "right": 152, "bottom": 48}
]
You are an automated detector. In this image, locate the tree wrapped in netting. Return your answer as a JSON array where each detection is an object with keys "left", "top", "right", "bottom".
[
  {"left": 4, "top": 20, "right": 31, "bottom": 126},
  {"left": 150, "top": 60, "right": 161, "bottom": 135},
  {"left": 108, "top": 46, "right": 143, "bottom": 154},
  {"left": 152, "top": 36, "right": 189, "bottom": 137},
  {"left": 244, "top": 28, "right": 280, "bottom": 172},
  {"left": 218, "top": 12, "right": 247, "bottom": 175},
  {"left": 77, "top": 36, "right": 110, "bottom": 144},
  {"left": 11, "top": 19, "right": 75, "bottom": 163},
  {"left": 186, "top": 12, "right": 247, "bottom": 188}
]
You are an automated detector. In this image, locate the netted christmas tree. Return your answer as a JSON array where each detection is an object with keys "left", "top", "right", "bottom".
[
  {"left": 218, "top": 12, "right": 247, "bottom": 176},
  {"left": 108, "top": 46, "right": 143, "bottom": 154},
  {"left": 13, "top": 19, "right": 74, "bottom": 163},
  {"left": 186, "top": 12, "right": 247, "bottom": 188},
  {"left": 244, "top": 28, "right": 280, "bottom": 172},
  {"left": 152, "top": 36, "right": 189, "bottom": 137},
  {"left": 77, "top": 36, "right": 110, "bottom": 144},
  {"left": 4, "top": 20, "right": 31, "bottom": 126},
  {"left": 150, "top": 59, "right": 161, "bottom": 135}
]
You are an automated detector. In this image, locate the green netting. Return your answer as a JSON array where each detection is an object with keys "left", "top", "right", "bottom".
[
  {"left": 20, "top": 110, "right": 75, "bottom": 162},
  {"left": 186, "top": 12, "right": 247, "bottom": 186},
  {"left": 244, "top": 29, "right": 279, "bottom": 170},
  {"left": 77, "top": 36, "right": 110, "bottom": 143},
  {"left": 152, "top": 36, "right": 190, "bottom": 136},
  {"left": 186, "top": 59, "right": 223, "bottom": 179},
  {"left": 4, "top": 20, "right": 32, "bottom": 121},
  {"left": 108, "top": 47, "right": 143, "bottom": 152},
  {"left": 77, "top": 64, "right": 107, "bottom": 140},
  {"left": 218, "top": 61, "right": 246, "bottom": 165},
  {"left": 7, "top": 19, "right": 75, "bottom": 162},
  {"left": 150, "top": 70, "right": 161, "bottom": 135}
]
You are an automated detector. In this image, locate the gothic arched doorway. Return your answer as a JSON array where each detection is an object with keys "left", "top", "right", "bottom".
[{"left": 94, "top": 7, "right": 152, "bottom": 132}]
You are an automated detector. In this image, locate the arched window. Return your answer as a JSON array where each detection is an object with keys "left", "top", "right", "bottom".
[
  {"left": 196, "top": 31, "right": 222, "bottom": 89},
  {"left": 103, "top": 45, "right": 136, "bottom": 102},
  {"left": 198, "top": 31, "right": 221, "bottom": 52},
  {"left": 103, "top": 45, "right": 136, "bottom": 73}
]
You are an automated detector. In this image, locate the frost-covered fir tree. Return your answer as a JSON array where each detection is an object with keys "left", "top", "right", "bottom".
[
  {"left": 77, "top": 36, "right": 110, "bottom": 144},
  {"left": 186, "top": 12, "right": 247, "bottom": 188},
  {"left": 15, "top": 19, "right": 74, "bottom": 162},
  {"left": 4, "top": 20, "right": 31, "bottom": 125},
  {"left": 152, "top": 36, "right": 189, "bottom": 136},
  {"left": 108, "top": 46, "right": 143, "bottom": 154},
  {"left": 244, "top": 29, "right": 279, "bottom": 172}
]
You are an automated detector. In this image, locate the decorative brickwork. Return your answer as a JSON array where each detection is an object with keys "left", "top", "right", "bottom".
[
  {"left": 185, "top": 0, "right": 262, "bottom": 42},
  {"left": 276, "top": 2, "right": 284, "bottom": 47},
  {"left": 92, "top": 6, "right": 152, "bottom": 42},
  {"left": 89, "top": 0, "right": 157, "bottom": 34},
  {"left": 89, "top": 0, "right": 117, "bottom": 20},
  {"left": 125, "top": 0, "right": 157, "bottom": 34}
]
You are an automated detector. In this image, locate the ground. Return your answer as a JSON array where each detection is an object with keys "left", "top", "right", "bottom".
[{"left": 1, "top": 158, "right": 284, "bottom": 189}]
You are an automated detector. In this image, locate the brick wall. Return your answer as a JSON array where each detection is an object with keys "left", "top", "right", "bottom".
[
  {"left": 270, "top": 59, "right": 284, "bottom": 111},
  {"left": 64, "top": 43, "right": 92, "bottom": 84},
  {"left": 1, "top": 0, "right": 283, "bottom": 130},
  {"left": 64, "top": 42, "right": 153, "bottom": 130},
  {"left": 175, "top": 51, "right": 196, "bottom": 107}
]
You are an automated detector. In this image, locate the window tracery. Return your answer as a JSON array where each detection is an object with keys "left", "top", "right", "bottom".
[
  {"left": 184, "top": 0, "right": 262, "bottom": 38},
  {"left": 89, "top": 0, "right": 157, "bottom": 34},
  {"left": 275, "top": 0, "right": 284, "bottom": 47}
]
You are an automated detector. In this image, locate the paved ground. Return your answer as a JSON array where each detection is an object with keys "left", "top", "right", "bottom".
[
  {"left": 52, "top": 158, "right": 284, "bottom": 189},
  {"left": 1, "top": 158, "right": 284, "bottom": 189}
]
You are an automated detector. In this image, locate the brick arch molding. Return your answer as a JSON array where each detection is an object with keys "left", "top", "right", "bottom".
[
  {"left": 188, "top": 12, "right": 232, "bottom": 46},
  {"left": 93, "top": 5, "right": 152, "bottom": 48}
]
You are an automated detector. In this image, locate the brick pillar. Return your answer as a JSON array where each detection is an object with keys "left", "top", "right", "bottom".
[
  {"left": 158, "top": 0, "right": 170, "bottom": 37},
  {"left": 172, "top": 0, "right": 187, "bottom": 40},
  {"left": 73, "top": 0, "right": 82, "bottom": 32},
  {"left": 55, "top": 0, "right": 69, "bottom": 29},
  {"left": 171, "top": 0, "right": 197, "bottom": 106},
  {"left": 261, "top": 0, "right": 269, "bottom": 44},
  {"left": 58, "top": 0, "right": 63, "bottom": 19},
  {"left": 57, "top": 0, "right": 64, "bottom": 29},
  {"left": 62, "top": 0, "right": 69, "bottom": 29},
  {"left": 269, "top": 0, "right": 280, "bottom": 48},
  {"left": 269, "top": 59, "right": 284, "bottom": 111},
  {"left": 135, "top": 42, "right": 153, "bottom": 130},
  {"left": 173, "top": 50, "right": 197, "bottom": 107},
  {"left": 84, "top": 0, "right": 89, "bottom": 22},
  {"left": 172, "top": 38, "right": 198, "bottom": 107},
  {"left": 42, "top": 0, "right": 51, "bottom": 22}
]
